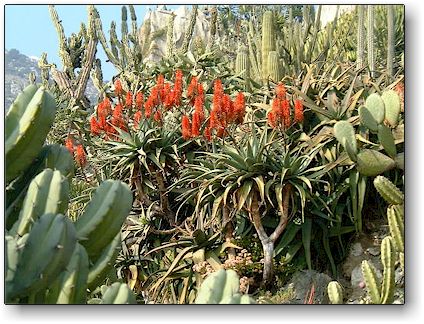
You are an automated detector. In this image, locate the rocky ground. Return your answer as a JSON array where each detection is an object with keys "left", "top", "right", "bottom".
[{"left": 266, "top": 221, "right": 404, "bottom": 304}]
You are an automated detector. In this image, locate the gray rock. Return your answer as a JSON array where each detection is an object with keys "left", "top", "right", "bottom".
[
  {"left": 282, "top": 270, "right": 333, "bottom": 304},
  {"left": 351, "top": 242, "right": 363, "bottom": 257}
]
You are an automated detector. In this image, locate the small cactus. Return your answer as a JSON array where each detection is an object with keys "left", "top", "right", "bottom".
[
  {"left": 195, "top": 269, "right": 255, "bottom": 304},
  {"left": 361, "top": 237, "right": 396, "bottom": 304},
  {"left": 327, "top": 281, "right": 343, "bottom": 304}
]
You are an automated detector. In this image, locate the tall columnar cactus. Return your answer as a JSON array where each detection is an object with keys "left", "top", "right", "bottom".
[
  {"left": 235, "top": 45, "right": 250, "bottom": 90},
  {"left": 48, "top": 5, "right": 98, "bottom": 109},
  {"left": 195, "top": 269, "right": 255, "bottom": 304},
  {"left": 261, "top": 11, "right": 275, "bottom": 81},
  {"left": 267, "top": 51, "right": 280, "bottom": 82},
  {"left": 387, "top": 5, "right": 395, "bottom": 77},
  {"left": 356, "top": 5, "right": 366, "bottom": 70},
  {"left": 49, "top": 5, "right": 74, "bottom": 77},
  {"left": 166, "top": 13, "right": 176, "bottom": 58},
  {"left": 367, "top": 5, "right": 375, "bottom": 78},
  {"left": 38, "top": 53, "right": 51, "bottom": 88},
  {"left": 209, "top": 5, "right": 218, "bottom": 46},
  {"left": 361, "top": 236, "right": 396, "bottom": 304},
  {"left": 180, "top": 5, "right": 198, "bottom": 54},
  {"left": 6, "top": 85, "right": 56, "bottom": 182}
]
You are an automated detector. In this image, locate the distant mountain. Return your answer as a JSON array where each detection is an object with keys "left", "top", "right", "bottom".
[{"left": 4, "top": 49, "right": 99, "bottom": 109}]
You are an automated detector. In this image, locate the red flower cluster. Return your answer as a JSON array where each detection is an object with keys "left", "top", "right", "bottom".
[
  {"left": 142, "top": 71, "right": 184, "bottom": 120},
  {"left": 114, "top": 79, "right": 123, "bottom": 97},
  {"left": 65, "top": 136, "right": 87, "bottom": 167},
  {"left": 267, "top": 83, "right": 304, "bottom": 129},
  {"left": 180, "top": 76, "right": 207, "bottom": 140},
  {"left": 201, "top": 79, "right": 245, "bottom": 141},
  {"left": 90, "top": 97, "right": 123, "bottom": 139}
]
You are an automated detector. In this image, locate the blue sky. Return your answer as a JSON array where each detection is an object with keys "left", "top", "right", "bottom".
[{"left": 5, "top": 4, "right": 179, "bottom": 81}]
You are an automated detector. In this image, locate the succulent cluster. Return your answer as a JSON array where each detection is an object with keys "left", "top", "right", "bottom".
[{"left": 5, "top": 85, "right": 134, "bottom": 304}]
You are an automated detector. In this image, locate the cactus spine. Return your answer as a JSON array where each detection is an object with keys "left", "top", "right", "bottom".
[
  {"left": 261, "top": 11, "right": 275, "bottom": 81},
  {"left": 367, "top": 5, "right": 375, "bottom": 78},
  {"left": 357, "top": 5, "right": 365, "bottom": 70},
  {"left": 327, "top": 281, "right": 343, "bottom": 304}
]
